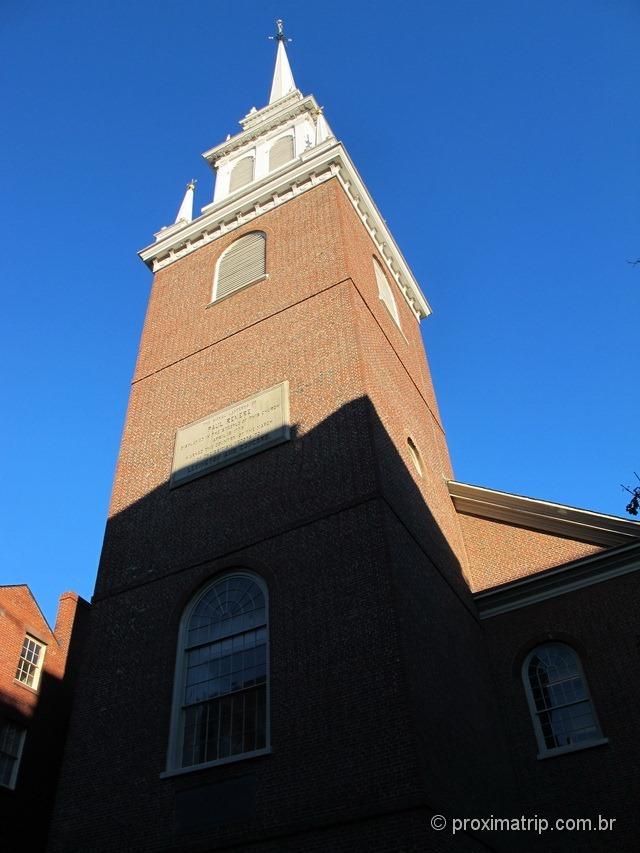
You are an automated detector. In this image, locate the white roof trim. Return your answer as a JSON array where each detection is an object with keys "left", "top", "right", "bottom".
[
  {"left": 202, "top": 93, "right": 313, "bottom": 166},
  {"left": 139, "top": 140, "right": 431, "bottom": 319},
  {"left": 449, "top": 480, "right": 640, "bottom": 548},
  {"left": 474, "top": 541, "right": 640, "bottom": 618}
]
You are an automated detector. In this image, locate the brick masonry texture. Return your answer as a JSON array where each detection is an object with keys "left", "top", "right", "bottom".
[
  {"left": 457, "top": 513, "right": 604, "bottom": 591},
  {"left": 482, "top": 571, "right": 640, "bottom": 852},
  {"left": 50, "top": 180, "right": 503, "bottom": 852},
  {"left": 48, "top": 177, "right": 640, "bottom": 853},
  {"left": 0, "top": 586, "right": 89, "bottom": 852},
  {"left": 50, "top": 506, "right": 485, "bottom": 852}
]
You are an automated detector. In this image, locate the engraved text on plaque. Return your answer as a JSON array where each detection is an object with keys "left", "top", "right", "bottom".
[{"left": 170, "top": 382, "right": 290, "bottom": 487}]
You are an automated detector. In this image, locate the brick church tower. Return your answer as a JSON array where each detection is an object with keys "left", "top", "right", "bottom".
[{"left": 48, "top": 24, "right": 515, "bottom": 852}]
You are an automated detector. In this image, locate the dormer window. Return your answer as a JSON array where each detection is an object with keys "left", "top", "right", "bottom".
[
  {"left": 229, "top": 156, "right": 255, "bottom": 194},
  {"left": 269, "top": 134, "right": 295, "bottom": 172}
]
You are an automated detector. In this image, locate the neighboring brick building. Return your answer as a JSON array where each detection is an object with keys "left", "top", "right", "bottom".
[
  {"left": 47, "top": 24, "right": 640, "bottom": 853},
  {"left": 0, "top": 585, "right": 89, "bottom": 852}
]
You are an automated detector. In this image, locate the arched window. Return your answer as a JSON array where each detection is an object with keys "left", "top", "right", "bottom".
[
  {"left": 269, "top": 134, "right": 294, "bottom": 172},
  {"left": 168, "top": 573, "right": 269, "bottom": 771},
  {"left": 229, "top": 156, "right": 254, "bottom": 193},
  {"left": 373, "top": 257, "right": 401, "bottom": 328},
  {"left": 523, "top": 642, "right": 604, "bottom": 757},
  {"left": 213, "top": 231, "right": 266, "bottom": 302}
]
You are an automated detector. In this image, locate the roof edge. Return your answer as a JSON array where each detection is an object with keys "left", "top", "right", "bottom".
[
  {"left": 448, "top": 480, "right": 640, "bottom": 548},
  {"left": 139, "top": 141, "right": 431, "bottom": 319},
  {"left": 474, "top": 540, "right": 640, "bottom": 618},
  {"left": 0, "top": 583, "right": 55, "bottom": 638}
]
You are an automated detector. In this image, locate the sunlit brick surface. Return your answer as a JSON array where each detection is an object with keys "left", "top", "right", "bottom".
[{"left": 458, "top": 513, "right": 603, "bottom": 591}]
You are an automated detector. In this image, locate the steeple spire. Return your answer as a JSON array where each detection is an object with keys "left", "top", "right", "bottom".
[
  {"left": 174, "top": 180, "right": 196, "bottom": 224},
  {"left": 268, "top": 19, "right": 296, "bottom": 104}
]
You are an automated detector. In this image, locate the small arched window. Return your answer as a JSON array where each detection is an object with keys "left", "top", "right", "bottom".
[
  {"left": 213, "top": 231, "right": 266, "bottom": 302},
  {"left": 269, "top": 135, "right": 295, "bottom": 172},
  {"left": 229, "top": 156, "right": 254, "bottom": 193},
  {"left": 373, "top": 257, "right": 400, "bottom": 328},
  {"left": 523, "top": 642, "right": 604, "bottom": 757},
  {"left": 168, "top": 573, "right": 269, "bottom": 771}
]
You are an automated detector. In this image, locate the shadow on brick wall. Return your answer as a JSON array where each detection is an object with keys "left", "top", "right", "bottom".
[
  {"left": 47, "top": 396, "right": 517, "bottom": 853},
  {"left": 0, "top": 601, "right": 90, "bottom": 853}
]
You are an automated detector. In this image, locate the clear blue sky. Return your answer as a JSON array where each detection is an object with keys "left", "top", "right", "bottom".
[{"left": 1, "top": 1, "right": 638, "bottom": 623}]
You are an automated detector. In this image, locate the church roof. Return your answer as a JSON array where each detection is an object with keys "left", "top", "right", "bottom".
[{"left": 449, "top": 480, "right": 640, "bottom": 547}]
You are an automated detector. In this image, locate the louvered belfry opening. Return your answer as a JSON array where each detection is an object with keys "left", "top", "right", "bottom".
[
  {"left": 269, "top": 135, "right": 294, "bottom": 172},
  {"left": 214, "top": 232, "right": 266, "bottom": 301},
  {"left": 229, "top": 156, "right": 254, "bottom": 193}
]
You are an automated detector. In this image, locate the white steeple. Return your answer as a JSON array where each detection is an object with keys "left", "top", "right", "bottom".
[
  {"left": 174, "top": 180, "right": 195, "bottom": 224},
  {"left": 268, "top": 20, "right": 296, "bottom": 104},
  {"left": 142, "top": 22, "right": 431, "bottom": 320}
]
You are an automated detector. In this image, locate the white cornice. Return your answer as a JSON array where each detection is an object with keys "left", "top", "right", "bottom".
[
  {"left": 139, "top": 140, "right": 432, "bottom": 320},
  {"left": 241, "top": 91, "right": 303, "bottom": 130},
  {"left": 202, "top": 94, "right": 317, "bottom": 166},
  {"left": 449, "top": 480, "right": 640, "bottom": 547},
  {"left": 474, "top": 541, "right": 640, "bottom": 618}
]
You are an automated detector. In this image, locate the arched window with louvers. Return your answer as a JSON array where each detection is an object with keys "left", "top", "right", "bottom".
[
  {"left": 373, "top": 257, "right": 401, "bottom": 328},
  {"left": 522, "top": 642, "right": 606, "bottom": 757},
  {"left": 212, "top": 232, "right": 267, "bottom": 303},
  {"left": 268, "top": 134, "right": 295, "bottom": 172},
  {"left": 228, "top": 156, "right": 254, "bottom": 193},
  {"left": 167, "top": 572, "right": 269, "bottom": 772}
]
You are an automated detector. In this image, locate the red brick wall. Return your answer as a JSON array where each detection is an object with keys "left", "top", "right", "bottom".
[
  {"left": 132, "top": 179, "right": 350, "bottom": 384},
  {"left": 47, "top": 172, "right": 640, "bottom": 853},
  {"left": 49, "top": 178, "right": 512, "bottom": 852},
  {"left": 457, "top": 513, "right": 604, "bottom": 591},
  {"left": 0, "top": 587, "right": 89, "bottom": 852},
  {"left": 482, "top": 571, "right": 640, "bottom": 851},
  {"left": 0, "top": 586, "right": 61, "bottom": 719}
]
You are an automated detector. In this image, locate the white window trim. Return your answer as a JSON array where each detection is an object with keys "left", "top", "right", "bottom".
[
  {"left": 210, "top": 231, "right": 267, "bottom": 304},
  {"left": 268, "top": 131, "right": 296, "bottom": 172},
  {"left": 15, "top": 635, "right": 46, "bottom": 692},
  {"left": 373, "top": 256, "right": 401, "bottom": 329},
  {"left": 165, "top": 571, "right": 271, "bottom": 775},
  {"left": 522, "top": 642, "right": 606, "bottom": 759},
  {"left": 0, "top": 721, "right": 26, "bottom": 790},
  {"left": 228, "top": 155, "right": 256, "bottom": 195}
]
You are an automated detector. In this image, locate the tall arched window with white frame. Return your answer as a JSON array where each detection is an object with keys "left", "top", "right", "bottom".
[
  {"left": 523, "top": 642, "right": 605, "bottom": 757},
  {"left": 168, "top": 572, "right": 269, "bottom": 771}
]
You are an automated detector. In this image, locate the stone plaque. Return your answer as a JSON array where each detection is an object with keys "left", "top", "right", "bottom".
[{"left": 170, "top": 382, "right": 290, "bottom": 488}]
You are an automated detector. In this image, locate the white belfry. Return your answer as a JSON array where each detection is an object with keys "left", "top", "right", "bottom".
[
  {"left": 269, "top": 22, "right": 296, "bottom": 103},
  {"left": 174, "top": 180, "right": 195, "bottom": 224}
]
